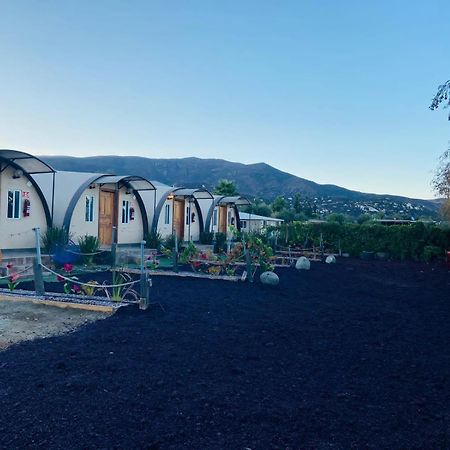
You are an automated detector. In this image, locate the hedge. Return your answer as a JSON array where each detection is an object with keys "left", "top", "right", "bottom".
[{"left": 274, "top": 222, "right": 450, "bottom": 261}]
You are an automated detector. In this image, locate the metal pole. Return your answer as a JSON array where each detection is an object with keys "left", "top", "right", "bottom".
[
  {"left": 32, "top": 227, "right": 45, "bottom": 296},
  {"left": 139, "top": 240, "right": 149, "bottom": 310},
  {"left": 111, "top": 226, "right": 117, "bottom": 268},
  {"left": 173, "top": 233, "right": 178, "bottom": 273}
]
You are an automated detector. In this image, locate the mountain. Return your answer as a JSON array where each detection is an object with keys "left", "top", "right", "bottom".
[{"left": 41, "top": 155, "right": 440, "bottom": 218}]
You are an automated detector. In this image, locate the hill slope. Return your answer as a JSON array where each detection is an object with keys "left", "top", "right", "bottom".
[{"left": 41, "top": 155, "right": 439, "bottom": 218}]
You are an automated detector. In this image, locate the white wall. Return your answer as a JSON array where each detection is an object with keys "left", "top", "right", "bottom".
[
  {"left": 117, "top": 187, "right": 145, "bottom": 244},
  {"left": 68, "top": 186, "right": 100, "bottom": 241},
  {"left": 156, "top": 198, "right": 174, "bottom": 238},
  {"left": 0, "top": 166, "right": 48, "bottom": 249},
  {"left": 183, "top": 199, "right": 201, "bottom": 242}
]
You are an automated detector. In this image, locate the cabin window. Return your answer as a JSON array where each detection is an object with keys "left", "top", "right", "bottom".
[
  {"left": 213, "top": 209, "right": 217, "bottom": 226},
  {"left": 186, "top": 205, "right": 190, "bottom": 225},
  {"left": 7, "top": 190, "right": 21, "bottom": 219},
  {"left": 164, "top": 204, "right": 170, "bottom": 224},
  {"left": 241, "top": 220, "right": 247, "bottom": 229},
  {"left": 85, "top": 196, "right": 94, "bottom": 222},
  {"left": 227, "top": 210, "right": 232, "bottom": 225},
  {"left": 122, "top": 200, "right": 130, "bottom": 224}
]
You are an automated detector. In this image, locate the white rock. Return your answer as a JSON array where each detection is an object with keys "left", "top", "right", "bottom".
[
  {"left": 260, "top": 271, "right": 279, "bottom": 286},
  {"left": 325, "top": 255, "right": 336, "bottom": 264},
  {"left": 295, "top": 256, "right": 311, "bottom": 270}
]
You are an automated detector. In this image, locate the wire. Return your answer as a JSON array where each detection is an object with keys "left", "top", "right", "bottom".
[{"left": 40, "top": 264, "right": 138, "bottom": 288}]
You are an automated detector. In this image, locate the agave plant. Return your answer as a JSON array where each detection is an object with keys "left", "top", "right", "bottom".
[{"left": 78, "top": 235, "right": 100, "bottom": 265}]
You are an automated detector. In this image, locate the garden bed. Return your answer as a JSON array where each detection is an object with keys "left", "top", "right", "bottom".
[{"left": 0, "top": 258, "right": 449, "bottom": 449}]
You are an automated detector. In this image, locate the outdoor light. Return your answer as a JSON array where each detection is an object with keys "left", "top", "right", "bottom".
[{"left": 13, "top": 169, "right": 23, "bottom": 179}]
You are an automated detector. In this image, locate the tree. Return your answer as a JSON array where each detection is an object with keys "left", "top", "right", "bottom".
[
  {"left": 430, "top": 80, "right": 450, "bottom": 219},
  {"left": 271, "top": 196, "right": 287, "bottom": 213},
  {"left": 430, "top": 79, "right": 450, "bottom": 120},
  {"left": 252, "top": 203, "right": 272, "bottom": 217},
  {"left": 214, "top": 179, "right": 238, "bottom": 196},
  {"left": 292, "top": 193, "right": 302, "bottom": 213},
  {"left": 432, "top": 150, "right": 450, "bottom": 219}
]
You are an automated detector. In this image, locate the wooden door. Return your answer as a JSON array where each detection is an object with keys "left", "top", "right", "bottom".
[
  {"left": 173, "top": 199, "right": 185, "bottom": 241},
  {"left": 99, "top": 190, "right": 115, "bottom": 246},
  {"left": 219, "top": 205, "right": 227, "bottom": 233}
]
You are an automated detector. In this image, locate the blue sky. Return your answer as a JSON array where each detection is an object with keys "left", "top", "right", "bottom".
[{"left": 1, "top": 0, "right": 449, "bottom": 199}]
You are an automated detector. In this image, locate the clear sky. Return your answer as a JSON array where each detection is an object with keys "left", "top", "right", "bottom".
[{"left": 1, "top": 0, "right": 449, "bottom": 199}]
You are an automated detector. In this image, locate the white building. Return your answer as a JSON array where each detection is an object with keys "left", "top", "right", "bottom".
[
  {"left": 141, "top": 182, "right": 213, "bottom": 242},
  {"left": 238, "top": 212, "right": 284, "bottom": 233},
  {"left": 0, "top": 150, "right": 54, "bottom": 250},
  {"left": 34, "top": 171, "right": 155, "bottom": 246},
  {"left": 203, "top": 195, "right": 251, "bottom": 239}
]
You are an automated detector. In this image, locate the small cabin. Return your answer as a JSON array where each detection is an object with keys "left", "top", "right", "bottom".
[
  {"left": 143, "top": 183, "right": 213, "bottom": 242},
  {"left": 34, "top": 171, "right": 155, "bottom": 246},
  {"left": 204, "top": 196, "right": 251, "bottom": 238},
  {"left": 0, "top": 150, "right": 54, "bottom": 250}
]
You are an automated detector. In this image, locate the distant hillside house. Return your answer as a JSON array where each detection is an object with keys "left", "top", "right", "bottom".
[
  {"left": 238, "top": 212, "right": 284, "bottom": 232},
  {"left": 0, "top": 150, "right": 54, "bottom": 250}
]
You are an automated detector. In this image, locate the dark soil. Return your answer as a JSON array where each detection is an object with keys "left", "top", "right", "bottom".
[{"left": 1, "top": 259, "right": 449, "bottom": 449}]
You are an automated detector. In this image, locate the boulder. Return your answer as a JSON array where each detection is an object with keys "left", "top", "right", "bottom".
[
  {"left": 260, "top": 271, "right": 279, "bottom": 286},
  {"left": 295, "top": 256, "right": 311, "bottom": 270},
  {"left": 325, "top": 255, "right": 336, "bottom": 264}
]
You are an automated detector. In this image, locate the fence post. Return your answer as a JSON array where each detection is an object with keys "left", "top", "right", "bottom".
[
  {"left": 32, "top": 227, "right": 45, "bottom": 296},
  {"left": 139, "top": 240, "right": 149, "bottom": 310},
  {"left": 173, "top": 234, "right": 179, "bottom": 273},
  {"left": 111, "top": 226, "right": 117, "bottom": 268}
]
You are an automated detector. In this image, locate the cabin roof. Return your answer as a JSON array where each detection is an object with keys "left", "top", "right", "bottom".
[
  {"left": 0, "top": 149, "right": 55, "bottom": 174},
  {"left": 215, "top": 195, "right": 251, "bottom": 206},
  {"left": 95, "top": 175, "right": 156, "bottom": 191}
]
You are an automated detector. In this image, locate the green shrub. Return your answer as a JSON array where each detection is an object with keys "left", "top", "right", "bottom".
[
  {"left": 163, "top": 235, "right": 177, "bottom": 251},
  {"left": 77, "top": 235, "right": 100, "bottom": 265},
  {"left": 199, "top": 231, "right": 214, "bottom": 245},
  {"left": 277, "top": 222, "right": 450, "bottom": 261},
  {"left": 145, "top": 231, "right": 163, "bottom": 250},
  {"left": 214, "top": 232, "right": 227, "bottom": 253},
  {"left": 180, "top": 241, "right": 198, "bottom": 263},
  {"left": 423, "top": 245, "right": 443, "bottom": 262},
  {"left": 41, "top": 227, "right": 71, "bottom": 254}
]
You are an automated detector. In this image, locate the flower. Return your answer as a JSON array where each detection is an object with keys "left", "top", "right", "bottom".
[
  {"left": 63, "top": 263, "right": 73, "bottom": 273},
  {"left": 9, "top": 273, "right": 20, "bottom": 283},
  {"left": 72, "top": 284, "right": 81, "bottom": 293},
  {"left": 6, "top": 262, "right": 13, "bottom": 269},
  {"left": 57, "top": 275, "right": 65, "bottom": 282}
]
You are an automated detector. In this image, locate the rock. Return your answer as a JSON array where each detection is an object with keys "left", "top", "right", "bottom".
[
  {"left": 325, "top": 255, "right": 336, "bottom": 264},
  {"left": 295, "top": 256, "right": 310, "bottom": 270},
  {"left": 260, "top": 271, "right": 279, "bottom": 286}
]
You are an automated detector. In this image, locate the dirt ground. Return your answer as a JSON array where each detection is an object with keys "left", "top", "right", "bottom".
[
  {"left": 0, "top": 259, "right": 449, "bottom": 449},
  {"left": 0, "top": 300, "right": 110, "bottom": 350}
]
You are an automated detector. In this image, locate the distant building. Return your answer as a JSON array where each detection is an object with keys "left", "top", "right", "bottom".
[{"left": 238, "top": 212, "right": 284, "bottom": 233}]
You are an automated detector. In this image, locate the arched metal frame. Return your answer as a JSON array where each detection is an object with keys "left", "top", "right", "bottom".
[
  {"left": 204, "top": 195, "right": 251, "bottom": 232},
  {"left": 151, "top": 187, "right": 213, "bottom": 238},
  {"left": 0, "top": 151, "right": 55, "bottom": 227},
  {"left": 63, "top": 175, "right": 153, "bottom": 242}
]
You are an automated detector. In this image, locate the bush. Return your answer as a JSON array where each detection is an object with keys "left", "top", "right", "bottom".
[
  {"left": 423, "top": 245, "right": 443, "bottom": 262},
  {"left": 199, "top": 231, "right": 214, "bottom": 245},
  {"left": 214, "top": 232, "right": 227, "bottom": 253},
  {"left": 162, "top": 235, "right": 177, "bottom": 251},
  {"left": 277, "top": 222, "right": 450, "bottom": 261},
  {"left": 145, "top": 231, "right": 163, "bottom": 250},
  {"left": 77, "top": 235, "right": 100, "bottom": 265},
  {"left": 41, "top": 227, "right": 71, "bottom": 254}
]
